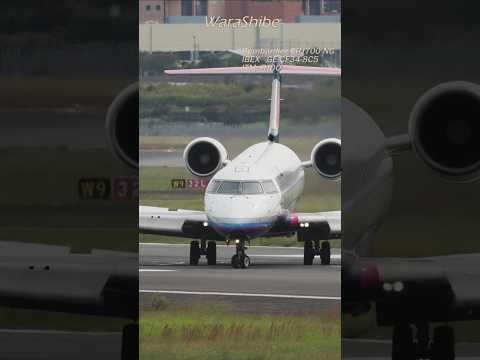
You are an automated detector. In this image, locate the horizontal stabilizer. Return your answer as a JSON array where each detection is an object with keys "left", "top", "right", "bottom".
[{"left": 165, "top": 65, "right": 340, "bottom": 77}]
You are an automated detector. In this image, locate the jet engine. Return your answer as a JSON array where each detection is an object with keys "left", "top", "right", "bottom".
[
  {"left": 183, "top": 137, "right": 227, "bottom": 177},
  {"left": 105, "top": 82, "right": 139, "bottom": 169},
  {"left": 409, "top": 81, "right": 480, "bottom": 181},
  {"left": 311, "top": 138, "right": 341, "bottom": 180}
]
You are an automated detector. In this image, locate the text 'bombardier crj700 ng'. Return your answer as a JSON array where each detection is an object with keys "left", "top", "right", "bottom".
[{"left": 139, "top": 59, "right": 341, "bottom": 269}]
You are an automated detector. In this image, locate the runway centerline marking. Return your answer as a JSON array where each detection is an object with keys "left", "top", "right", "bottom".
[{"left": 140, "top": 289, "right": 340, "bottom": 301}]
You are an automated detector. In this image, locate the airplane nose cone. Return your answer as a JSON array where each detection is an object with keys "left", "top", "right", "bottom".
[{"left": 206, "top": 196, "right": 276, "bottom": 238}]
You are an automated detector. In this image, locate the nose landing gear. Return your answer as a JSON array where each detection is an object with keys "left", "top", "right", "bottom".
[{"left": 231, "top": 239, "right": 250, "bottom": 269}]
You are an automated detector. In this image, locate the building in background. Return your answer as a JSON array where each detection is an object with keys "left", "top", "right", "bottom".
[{"left": 139, "top": 0, "right": 340, "bottom": 24}]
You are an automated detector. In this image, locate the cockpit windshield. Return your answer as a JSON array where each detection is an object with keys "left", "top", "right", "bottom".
[
  {"left": 217, "top": 181, "right": 242, "bottom": 194},
  {"left": 207, "top": 180, "right": 279, "bottom": 195},
  {"left": 242, "top": 182, "right": 263, "bottom": 194}
]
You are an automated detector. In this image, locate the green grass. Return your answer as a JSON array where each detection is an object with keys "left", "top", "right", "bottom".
[
  {"left": 140, "top": 166, "right": 340, "bottom": 247},
  {"left": 140, "top": 135, "right": 326, "bottom": 160},
  {"left": 0, "top": 147, "right": 137, "bottom": 251},
  {"left": 140, "top": 81, "right": 339, "bottom": 121},
  {"left": 0, "top": 75, "right": 130, "bottom": 108},
  {"left": 140, "top": 303, "right": 340, "bottom": 360},
  {"left": 1, "top": 147, "right": 134, "bottom": 206}
]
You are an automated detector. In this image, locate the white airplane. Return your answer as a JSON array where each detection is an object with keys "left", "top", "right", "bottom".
[{"left": 139, "top": 59, "right": 341, "bottom": 268}]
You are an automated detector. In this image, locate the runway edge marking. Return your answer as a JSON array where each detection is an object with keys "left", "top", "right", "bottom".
[{"left": 140, "top": 289, "right": 340, "bottom": 301}]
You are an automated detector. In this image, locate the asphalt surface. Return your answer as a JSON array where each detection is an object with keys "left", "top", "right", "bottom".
[
  {"left": 140, "top": 243, "right": 341, "bottom": 314},
  {"left": 0, "top": 329, "right": 121, "bottom": 360},
  {"left": 342, "top": 339, "right": 480, "bottom": 359}
]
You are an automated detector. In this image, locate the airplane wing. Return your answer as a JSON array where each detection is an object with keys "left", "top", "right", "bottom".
[
  {"left": 266, "top": 211, "right": 341, "bottom": 240},
  {"left": 353, "top": 253, "right": 480, "bottom": 324},
  {"left": 0, "top": 242, "right": 137, "bottom": 318},
  {"left": 139, "top": 206, "right": 223, "bottom": 240},
  {"left": 296, "top": 211, "right": 341, "bottom": 237}
]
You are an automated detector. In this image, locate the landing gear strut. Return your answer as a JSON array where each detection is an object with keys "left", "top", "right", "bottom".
[
  {"left": 391, "top": 322, "right": 455, "bottom": 360},
  {"left": 431, "top": 325, "right": 455, "bottom": 360},
  {"left": 303, "top": 240, "right": 331, "bottom": 265},
  {"left": 231, "top": 240, "right": 250, "bottom": 269},
  {"left": 304, "top": 240, "right": 314, "bottom": 265},
  {"left": 392, "top": 323, "right": 415, "bottom": 360},
  {"left": 189, "top": 240, "right": 200, "bottom": 265},
  {"left": 189, "top": 240, "right": 216, "bottom": 265}
]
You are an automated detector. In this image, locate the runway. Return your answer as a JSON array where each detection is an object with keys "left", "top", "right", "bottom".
[
  {"left": 140, "top": 243, "right": 341, "bottom": 314},
  {"left": 0, "top": 329, "right": 121, "bottom": 360},
  {"left": 342, "top": 339, "right": 480, "bottom": 359}
]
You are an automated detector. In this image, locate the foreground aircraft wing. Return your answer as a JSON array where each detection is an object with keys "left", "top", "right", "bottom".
[
  {"left": 353, "top": 253, "right": 480, "bottom": 324},
  {"left": 0, "top": 242, "right": 137, "bottom": 318},
  {"left": 139, "top": 206, "right": 223, "bottom": 240}
]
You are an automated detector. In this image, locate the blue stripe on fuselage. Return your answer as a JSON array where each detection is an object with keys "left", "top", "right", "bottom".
[{"left": 210, "top": 220, "right": 273, "bottom": 236}]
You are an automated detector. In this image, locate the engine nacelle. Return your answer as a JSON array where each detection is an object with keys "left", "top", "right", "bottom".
[
  {"left": 409, "top": 81, "right": 480, "bottom": 181},
  {"left": 105, "top": 83, "right": 138, "bottom": 169},
  {"left": 311, "top": 138, "right": 341, "bottom": 180},
  {"left": 183, "top": 137, "right": 227, "bottom": 177}
]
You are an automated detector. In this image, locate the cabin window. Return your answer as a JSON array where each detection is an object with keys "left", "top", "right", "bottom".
[
  {"left": 262, "top": 180, "right": 278, "bottom": 194},
  {"left": 242, "top": 182, "right": 264, "bottom": 195},
  {"left": 217, "top": 181, "right": 241, "bottom": 194}
]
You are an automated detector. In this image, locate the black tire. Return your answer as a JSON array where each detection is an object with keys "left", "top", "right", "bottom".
[
  {"left": 304, "top": 241, "right": 314, "bottom": 265},
  {"left": 121, "top": 323, "right": 138, "bottom": 360},
  {"left": 189, "top": 241, "right": 200, "bottom": 265},
  {"left": 320, "top": 241, "right": 331, "bottom": 265},
  {"left": 431, "top": 326, "right": 455, "bottom": 360},
  {"left": 231, "top": 254, "right": 240, "bottom": 268},
  {"left": 392, "top": 324, "right": 415, "bottom": 360},
  {"left": 206, "top": 241, "right": 216, "bottom": 265},
  {"left": 240, "top": 255, "right": 250, "bottom": 269}
]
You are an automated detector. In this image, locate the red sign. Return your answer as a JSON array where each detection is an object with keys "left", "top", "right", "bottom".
[
  {"left": 79, "top": 177, "right": 138, "bottom": 200},
  {"left": 171, "top": 178, "right": 210, "bottom": 189}
]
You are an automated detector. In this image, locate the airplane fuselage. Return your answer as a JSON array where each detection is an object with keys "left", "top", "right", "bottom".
[{"left": 204, "top": 141, "right": 304, "bottom": 240}]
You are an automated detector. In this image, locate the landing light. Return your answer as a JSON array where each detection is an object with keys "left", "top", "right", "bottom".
[
  {"left": 203, "top": 222, "right": 208, "bottom": 227},
  {"left": 393, "top": 281, "right": 404, "bottom": 292},
  {"left": 235, "top": 239, "right": 240, "bottom": 244},
  {"left": 383, "top": 282, "right": 393, "bottom": 292}
]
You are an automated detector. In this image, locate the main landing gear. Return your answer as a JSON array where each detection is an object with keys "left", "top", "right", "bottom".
[
  {"left": 188, "top": 239, "right": 250, "bottom": 268},
  {"left": 189, "top": 239, "right": 216, "bottom": 265},
  {"left": 304, "top": 240, "right": 331, "bottom": 265},
  {"left": 231, "top": 239, "right": 250, "bottom": 269},
  {"left": 392, "top": 322, "right": 455, "bottom": 360}
]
